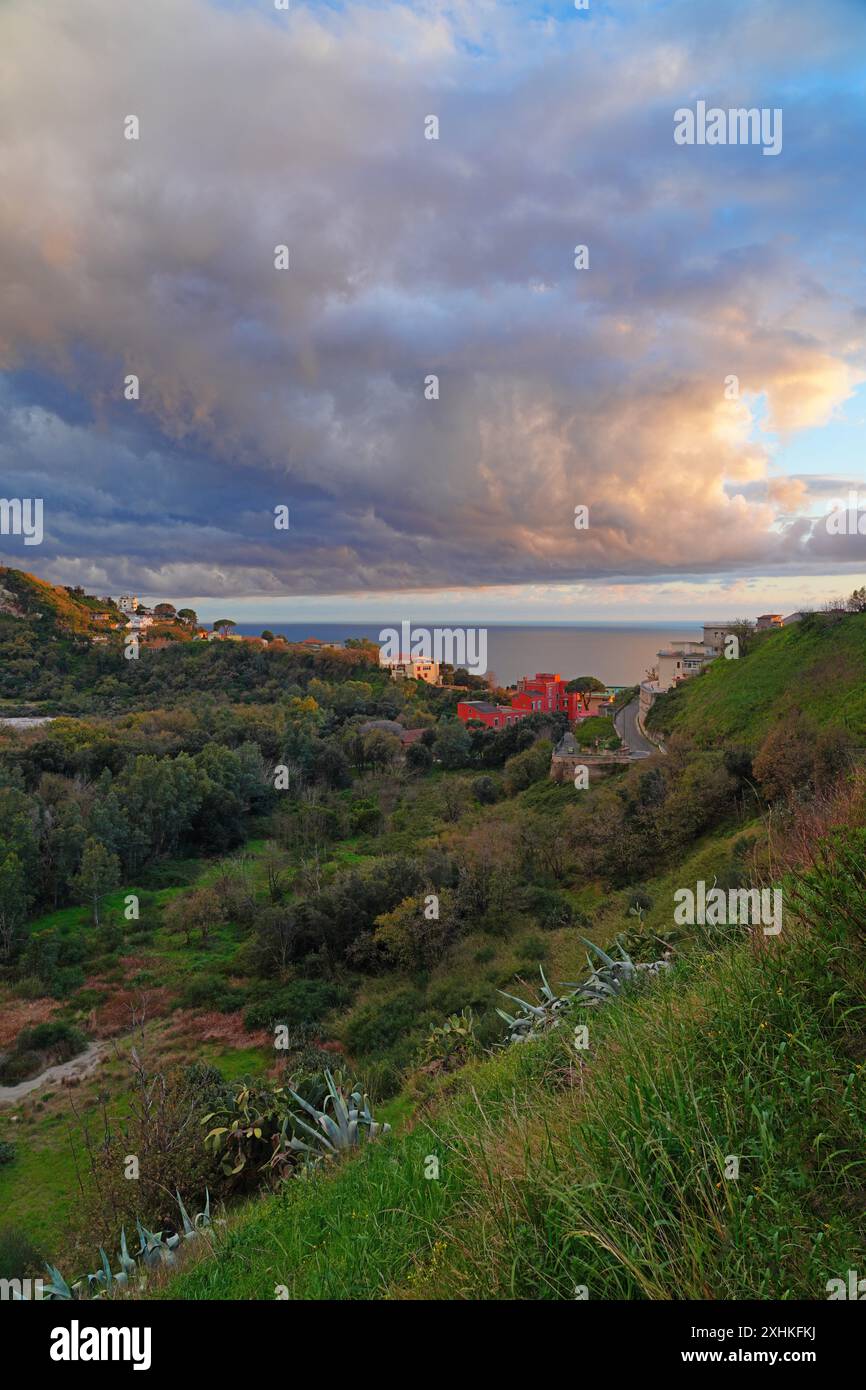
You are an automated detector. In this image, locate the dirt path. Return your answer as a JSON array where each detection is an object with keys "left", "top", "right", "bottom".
[{"left": 0, "top": 1040, "right": 106, "bottom": 1104}]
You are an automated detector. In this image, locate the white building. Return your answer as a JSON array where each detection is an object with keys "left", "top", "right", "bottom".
[
  {"left": 702, "top": 623, "right": 738, "bottom": 654},
  {"left": 118, "top": 594, "right": 140, "bottom": 614},
  {"left": 656, "top": 640, "right": 713, "bottom": 691}
]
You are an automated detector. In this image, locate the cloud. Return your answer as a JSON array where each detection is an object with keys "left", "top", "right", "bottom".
[{"left": 0, "top": 0, "right": 864, "bottom": 599}]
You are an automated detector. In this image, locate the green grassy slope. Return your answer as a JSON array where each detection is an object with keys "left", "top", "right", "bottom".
[
  {"left": 159, "top": 828, "right": 866, "bottom": 1300},
  {"left": 646, "top": 612, "right": 866, "bottom": 746}
]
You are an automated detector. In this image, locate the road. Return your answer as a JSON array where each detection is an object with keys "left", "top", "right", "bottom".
[{"left": 615, "top": 697, "right": 661, "bottom": 758}]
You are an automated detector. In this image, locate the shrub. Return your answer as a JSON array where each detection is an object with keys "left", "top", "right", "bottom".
[
  {"left": 516, "top": 934, "right": 548, "bottom": 962},
  {"left": 0, "top": 1224, "right": 42, "bottom": 1280},
  {"left": 358, "top": 1056, "right": 403, "bottom": 1101},
  {"left": 243, "top": 979, "right": 348, "bottom": 1034},
  {"left": 0, "top": 1140, "right": 16, "bottom": 1166},
  {"left": 343, "top": 988, "right": 426, "bottom": 1057},
  {"left": 421, "top": 1009, "right": 480, "bottom": 1070},
  {"left": 0, "top": 1050, "right": 43, "bottom": 1084},
  {"left": 16, "top": 1021, "right": 86, "bottom": 1058},
  {"left": 405, "top": 742, "right": 433, "bottom": 773},
  {"left": 349, "top": 797, "right": 382, "bottom": 835},
  {"left": 10, "top": 976, "right": 45, "bottom": 1000},
  {"left": 503, "top": 740, "right": 551, "bottom": 795},
  {"left": 179, "top": 975, "right": 245, "bottom": 1014},
  {"left": 522, "top": 885, "right": 578, "bottom": 930},
  {"left": 471, "top": 775, "right": 500, "bottom": 805}
]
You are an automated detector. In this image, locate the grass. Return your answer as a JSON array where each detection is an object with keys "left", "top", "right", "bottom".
[
  {"left": 647, "top": 611, "right": 866, "bottom": 746},
  {"left": 158, "top": 828, "right": 866, "bottom": 1300}
]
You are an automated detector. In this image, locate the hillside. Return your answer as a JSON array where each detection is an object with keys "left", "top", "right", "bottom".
[
  {"left": 0, "top": 566, "right": 391, "bottom": 716},
  {"left": 2, "top": 570, "right": 866, "bottom": 1307},
  {"left": 0, "top": 567, "right": 119, "bottom": 634},
  {"left": 646, "top": 610, "right": 866, "bottom": 746},
  {"left": 156, "top": 823, "right": 866, "bottom": 1301}
]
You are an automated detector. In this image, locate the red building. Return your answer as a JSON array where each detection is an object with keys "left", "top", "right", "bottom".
[
  {"left": 456, "top": 699, "right": 525, "bottom": 729},
  {"left": 457, "top": 673, "right": 615, "bottom": 729}
]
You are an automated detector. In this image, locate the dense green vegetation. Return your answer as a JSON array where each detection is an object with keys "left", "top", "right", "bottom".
[
  {"left": 2, "top": 571, "right": 865, "bottom": 1301},
  {"left": 160, "top": 827, "right": 866, "bottom": 1299}
]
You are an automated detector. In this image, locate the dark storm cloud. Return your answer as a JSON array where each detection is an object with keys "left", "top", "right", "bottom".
[{"left": 0, "top": 0, "right": 864, "bottom": 598}]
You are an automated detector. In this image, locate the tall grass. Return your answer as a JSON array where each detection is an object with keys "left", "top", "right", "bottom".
[{"left": 161, "top": 831, "right": 866, "bottom": 1301}]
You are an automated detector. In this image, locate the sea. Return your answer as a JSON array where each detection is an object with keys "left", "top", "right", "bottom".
[{"left": 230, "top": 621, "right": 702, "bottom": 688}]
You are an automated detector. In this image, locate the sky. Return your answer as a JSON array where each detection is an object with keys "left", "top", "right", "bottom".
[{"left": 1, "top": 0, "right": 865, "bottom": 623}]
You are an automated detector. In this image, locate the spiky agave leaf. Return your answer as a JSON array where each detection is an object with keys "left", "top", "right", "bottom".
[
  {"left": 119, "top": 1226, "right": 136, "bottom": 1278},
  {"left": 324, "top": 1070, "right": 351, "bottom": 1131},
  {"left": 496, "top": 989, "right": 546, "bottom": 1017},
  {"left": 195, "top": 1189, "right": 212, "bottom": 1229},
  {"left": 43, "top": 1263, "right": 74, "bottom": 1300},
  {"left": 288, "top": 1110, "right": 338, "bottom": 1154},
  {"left": 579, "top": 936, "right": 619, "bottom": 970},
  {"left": 176, "top": 1191, "right": 196, "bottom": 1238}
]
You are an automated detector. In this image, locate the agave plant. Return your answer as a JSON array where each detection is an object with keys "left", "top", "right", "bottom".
[
  {"left": 271, "top": 1069, "right": 390, "bottom": 1172},
  {"left": 496, "top": 965, "right": 574, "bottom": 1042},
  {"left": 16, "top": 1191, "right": 214, "bottom": 1299},
  {"left": 498, "top": 940, "right": 671, "bottom": 1043}
]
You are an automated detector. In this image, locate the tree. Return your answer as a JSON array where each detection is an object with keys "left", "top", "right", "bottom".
[
  {"left": 362, "top": 729, "right": 401, "bottom": 771},
  {"left": 503, "top": 739, "right": 551, "bottom": 794},
  {"left": 163, "top": 886, "right": 224, "bottom": 947},
  {"left": 260, "top": 629, "right": 275, "bottom": 642},
  {"left": 405, "top": 741, "right": 433, "bottom": 773},
  {"left": 41, "top": 800, "right": 87, "bottom": 906},
  {"left": 72, "top": 838, "right": 121, "bottom": 925},
  {"left": 0, "top": 853, "right": 28, "bottom": 959},
  {"left": 471, "top": 774, "right": 499, "bottom": 804},
  {"left": 177, "top": 608, "right": 198, "bottom": 628},
  {"left": 753, "top": 717, "right": 813, "bottom": 803},
  {"left": 565, "top": 674, "right": 606, "bottom": 713},
  {"left": 213, "top": 619, "right": 236, "bottom": 637},
  {"left": 371, "top": 891, "right": 457, "bottom": 971},
  {"left": 153, "top": 603, "right": 177, "bottom": 621},
  {"left": 433, "top": 719, "right": 471, "bottom": 770},
  {"left": 727, "top": 618, "right": 756, "bottom": 656}
]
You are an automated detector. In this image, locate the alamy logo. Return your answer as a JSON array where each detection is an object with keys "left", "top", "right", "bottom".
[
  {"left": 49, "top": 1320, "right": 152, "bottom": 1371},
  {"left": 826, "top": 1269, "right": 866, "bottom": 1300},
  {"left": 674, "top": 881, "right": 782, "bottom": 936},
  {"left": 379, "top": 621, "right": 488, "bottom": 675},
  {"left": 674, "top": 101, "right": 782, "bottom": 156},
  {"left": 0, "top": 497, "right": 43, "bottom": 545},
  {"left": 0, "top": 1276, "right": 45, "bottom": 1299},
  {"left": 825, "top": 491, "right": 866, "bottom": 535}
]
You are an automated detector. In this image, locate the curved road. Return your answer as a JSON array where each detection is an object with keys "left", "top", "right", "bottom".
[{"left": 615, "top": 697, "right": 661, "bottom": 758}]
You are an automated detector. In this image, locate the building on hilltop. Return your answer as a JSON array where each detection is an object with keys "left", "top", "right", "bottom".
[
  {"left": 702, "top": 622, "right": 738, "bottom": 654},
  {"left": 756, "top": 613, "right": 783, "bottom": 630},
  {"left": 378, "top": 650, "right": 440, "bottom": 683},
  {"left": 639, "top": 629, "right": 719, "bottom": 720},
  {"left": 297, "top": 636, "right": 345, "bottom": 652},
  {"left": 125, "top": 612, "right": 154, "bottom": 632},
  {"left": 656, "top": 640, "right": 713, "bottom": 691}
]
